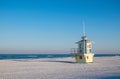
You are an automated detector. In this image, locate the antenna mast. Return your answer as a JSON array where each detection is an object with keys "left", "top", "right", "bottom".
[
  {"left": 82, "top": 20, "right": 86, "bottom": 36},
  {"left": 82, "top": 20, "right": 86, "bottom": 53}
]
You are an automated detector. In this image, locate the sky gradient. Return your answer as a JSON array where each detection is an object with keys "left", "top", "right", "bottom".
[{"left": 0, "top": 0, "right": 120, "bottom": 54}]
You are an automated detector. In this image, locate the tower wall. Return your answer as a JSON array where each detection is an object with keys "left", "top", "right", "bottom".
[{"left": 75, "top": 53, "right": 94, "bottom": 63}]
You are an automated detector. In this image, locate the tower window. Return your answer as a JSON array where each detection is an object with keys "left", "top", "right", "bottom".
[
  {"left": 89, "top": 49, "right": 91, "bottom": 52},
  {"left": 80, "top": 50, "right": 82, "bottom": 52},
  {"left": 79, "top": 56, "right": 82, "bottom": 59}
]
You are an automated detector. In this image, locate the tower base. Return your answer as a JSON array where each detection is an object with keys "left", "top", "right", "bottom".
[{"left": 74, "top": 53, "right": 94, "bottom": 63}]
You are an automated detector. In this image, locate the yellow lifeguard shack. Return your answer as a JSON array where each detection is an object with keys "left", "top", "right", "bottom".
[{"left": 74, "top": 36, "right": 94, "bottom": 63}]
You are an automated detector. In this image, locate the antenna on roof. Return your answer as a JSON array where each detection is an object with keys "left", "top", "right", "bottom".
[
  {"left": 82, "top": 20, "right": 86, "bottom": 53},
  {"left": 82, "top": 20, "right": 86, "bottom": 36}
]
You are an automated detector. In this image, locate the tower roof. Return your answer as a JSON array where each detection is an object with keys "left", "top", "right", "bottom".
[
  {"left": 76, "top": 36, "right": 91, "bottom": 44},
  {"left": 81, "top": 36, "right": 88, "bottom": 40}
]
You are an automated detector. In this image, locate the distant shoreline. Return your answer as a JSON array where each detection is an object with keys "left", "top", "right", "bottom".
[{"left": 0, "top": 54, "right": 120, "bottom": 60}]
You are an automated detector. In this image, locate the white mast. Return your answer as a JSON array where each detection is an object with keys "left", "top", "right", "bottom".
[
  {"left": 82, "top": 20, "right": 86, "bottom": 36},
  {"left": 82, "top": 20, "right": 86, "bottom": 53}
]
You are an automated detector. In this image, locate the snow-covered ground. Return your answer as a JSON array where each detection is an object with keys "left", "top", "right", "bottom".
[{"left": 0, "top": 56, "right": 120, "bottom": 79}]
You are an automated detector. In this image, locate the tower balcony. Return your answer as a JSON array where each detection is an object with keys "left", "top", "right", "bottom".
[{"left": 71, "top": 48, "right": 81, "bottom": 54}]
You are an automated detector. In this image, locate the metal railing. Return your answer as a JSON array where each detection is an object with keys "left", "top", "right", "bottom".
[{"left": 70, "top": 48, "right": 79, "bottom": 53}]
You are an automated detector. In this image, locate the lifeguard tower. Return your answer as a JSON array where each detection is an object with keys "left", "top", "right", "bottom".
[{"left": 72, "top": 21, "right": 94, "bottom": 63}]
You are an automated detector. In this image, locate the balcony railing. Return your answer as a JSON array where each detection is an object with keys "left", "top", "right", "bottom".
[{"left": 70, "top": 48, "right": 79, "bottom": 53}]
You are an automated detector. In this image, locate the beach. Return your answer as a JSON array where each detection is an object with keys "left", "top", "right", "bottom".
[{"left": 0, "top": 56, "right": 120, "bottom": 79}]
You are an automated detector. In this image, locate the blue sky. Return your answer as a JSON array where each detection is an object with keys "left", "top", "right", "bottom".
[{"left": 0, "top": 0, "right": 120, "bottom": 54}]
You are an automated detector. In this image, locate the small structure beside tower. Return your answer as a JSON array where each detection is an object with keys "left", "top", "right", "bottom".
[{"left": 72, "top": 21, "right": 94, "bottom": 63}]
